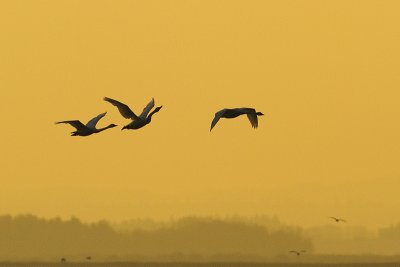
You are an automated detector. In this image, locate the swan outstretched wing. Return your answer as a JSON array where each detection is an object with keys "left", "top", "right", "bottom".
[
  {"left": 86, "top": 112, "right": 107, "bottom": 129},
  {"left": 210, "top": 109, "right": 226, "bottom": 131},
  {"left": 246, "top": 114, "right": 258, "bottom": 128},
  {"left": 104, "top": 97, "right": 138, "bottom": 120},
  {"left": 240, "top": 108, "right": 257, "bottom": 128},
  {"left": 55, "top": 120, "right": 86, "bottom": 130},
  {"left": 139, "top": 98, "right": 155, "bottom": 119}
]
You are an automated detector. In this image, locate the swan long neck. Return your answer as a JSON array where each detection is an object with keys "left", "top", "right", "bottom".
[
  {"left": 147, "top": 106, "right": 162, "bottom": 122},
  {"left": 96, "top": 124, "right": 115, "bottom": 132}
]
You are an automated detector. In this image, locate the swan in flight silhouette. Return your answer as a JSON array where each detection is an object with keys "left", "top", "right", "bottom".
[
  {"left": 289, "top": 250, "right": 306, "bottom": 256},
  {"left": 60, "top": 258, "right": 66, "bottom": 262},
  {"left": 329, "top": 216, "right": 347, "bottom": 223},
  {"left": 104, "top": 97, "right": 163, "bottom": 130},
  {"left": 210, "top": 108, "right": 264, "bottom": 131},
  {"left": 86, "top": 256, "right": 92, "bottom": 260},
  {"left": 55, "top": 112, "right": 117, "bottom": 136}
]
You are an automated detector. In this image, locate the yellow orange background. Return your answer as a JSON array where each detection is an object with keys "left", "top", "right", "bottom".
[{"left": 0, "top": 0, "right": 399, "bottom": 229}]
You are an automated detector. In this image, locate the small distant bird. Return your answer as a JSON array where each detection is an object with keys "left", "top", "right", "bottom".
[
  {"left": 60, "top": 257, "right": 66, "bottom": 262},
  {"left": 329, "top": 216, "right": 346, "bottom": 223},
  {"left": 210, "top": 108, "right": 264, "bottom": 131},
  {"left": 56, "top": 112, "right": 117, "bottom": 136},
  {"left": 104, "top": 97, "right": 163, "bottom": 130},
  {"left": 289, "top": 250, "right": 306, "bottom": 256},
  {"left": 86, "top": 256, "right": 92, "bottom": 260}
]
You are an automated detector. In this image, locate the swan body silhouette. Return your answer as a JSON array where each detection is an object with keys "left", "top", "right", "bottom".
[
  {"left": 289, "top": 250, "right": 306, "bottom": 256},
  {"left": 329, "top": 216, "right": 346, "bottom": 223},
  {"left": 56, "top": 112, "right": 117, "bottom": 136},
  {"left": 104, "top": 97, "right": 162, "bottom": 130},
  {"left": 210, "top": 108, "right": 264, "bottom": 131}
]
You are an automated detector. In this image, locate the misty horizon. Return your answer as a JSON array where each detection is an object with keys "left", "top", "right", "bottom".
[{"left": 1, "top": 213, "right": 400, "bottom": 262}]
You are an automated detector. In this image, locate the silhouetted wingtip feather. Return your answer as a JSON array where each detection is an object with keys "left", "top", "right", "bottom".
[
  {"left": 86, "top": 112, "right": 108, "bottom": 128},
  {"left": 140, "top": 98, "right": 156, "bottom": 119},
  {"left": 103, "top": 97, "right": 138, "bottom": 120}
]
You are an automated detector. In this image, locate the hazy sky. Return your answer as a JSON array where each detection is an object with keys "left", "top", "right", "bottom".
[{"left": 1, "top": 0, "right": 399, "bottom": 229}]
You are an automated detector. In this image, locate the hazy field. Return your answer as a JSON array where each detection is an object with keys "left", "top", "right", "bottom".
[
  {"left": 0, "top": 262, "right": 400, "bottom": 267},
  {"left": 1, "top": 263, "right": 400, "bottom": 267}
]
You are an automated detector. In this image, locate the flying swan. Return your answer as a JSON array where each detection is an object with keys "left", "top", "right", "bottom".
[
  {"left": 104, "top": 97, "right": 162, "bottom": 130},
  {"left": 55, "top": 112, "right": 117, "bottom": 136},
  {"left": 210, "top": 108, "right": 264, "bottom": 131}
]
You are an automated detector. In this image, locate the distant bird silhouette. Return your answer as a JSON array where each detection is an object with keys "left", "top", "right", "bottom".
[
  {"left": 104, "top": 97, "right": 163, "bottom": 130},
  {"left": 289, "top": 250, "right": 306, "bottom": 256},
  {"left": 329, "top": 216, "right": 346, "bottom": 223},
  {"left": 210, "top": 108, "right": 264, "bottom": 131},
  {"left": 60, "top": 257, "right": 66, "bottom": 262},
  {"left": 56, "top": 112, "right": 117, "bottom": 136},
  {"left": 86, "top": 256, "right": 92, "bottom": 260}
]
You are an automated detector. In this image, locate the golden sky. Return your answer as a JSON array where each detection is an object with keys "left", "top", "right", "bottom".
[{"left": 0, "top": 0, "right": 399, "bottom": 229}]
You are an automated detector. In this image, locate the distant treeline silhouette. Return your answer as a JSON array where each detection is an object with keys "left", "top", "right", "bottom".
[
  {"left": 0, "top": 214, "right": 311, "bottom": 261},
  {"left": 305, "top": 224, "right": 400, "bottom": 255},
  {"left": 379, "top": 223, "right": 400, "bottom": 239},
  {"left": 2, "top": 214, "right": 400, "bottom": 262}
]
